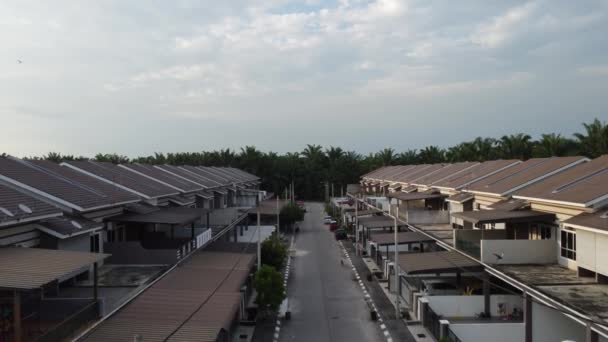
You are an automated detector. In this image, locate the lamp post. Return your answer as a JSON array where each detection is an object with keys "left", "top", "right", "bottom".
[{"left": 394, "top": 199, "right": 400, "bottom": 320}]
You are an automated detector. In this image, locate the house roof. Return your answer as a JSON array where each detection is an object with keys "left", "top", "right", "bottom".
[
  {"left": 81, "top": 250, "right": 255, "bottom": 342},
  {"left": 383, "top": 166, "right": 416, "bottom": 181},
  {"left": 0, "top": 157, "right": 139, "bottom": 212},
  {"left": 37, "top": 216, "right": 103, "bottom": 239},
  {"left": 63, "top": 161, "right": 179, "bottom": 199},
  {"left": 363, "top": 166, "right": 396, "bottom": 179},
  {"left": 358, "top": 216, "right": 407, "bottom": 228},
  {"left": 396, "top": 251, "right": 482, "bottom": 275},
  {"left": 370, "top": 231, "right": 435, "bottom": 245},
  {"left": 433, "top": 159, "right": 522, "bottom": 190},
  {"left": 196, "top": 191, "right": 215, "bottom": 200},
  {"left": 109, "top": 206, "right": 207, "bottom": 226},
  {"left": 387, "top": 190, "right": 446, "bottom": 201},
  {"left": 513, "top": 155, "right": 608, "bottom": 208},
  {"left": 186, "top": 166, "right": 229, "bottom": 185},
  {"left": 451, "top": 210, "right": 555, "bottom": 224},
  {"left": 412, "top": 162, "right": 480, "bottom": 187},
  {"left": 168, "top": 195, "right": 196, "bottom": 206},
  {"left": 487, "top": 198, "right": 529, "bottom": 211},
  {"left": 563, "top": 210, "right": 608, "bottom": 232},
  {"left": 226, "top": 167, "right": 259, "bottom": 181},
  {"left": 396, "top": 164, "right": 447, "bottom": 184},
  {"left": 119, "top": 163, "right": 204, "bottom": 193},
  {"left": 178, "top": 166, "right": 225, "bottom": 187},
  {"left": 465, "top": 157, "right": 587, "bottom": 196},
  {"left": 154, "top": 165, "right": 217, "bottom": 188},
  {"left": 445, "top": 193, "right": 475, "bottom": 204},
  {"left": 0, "top": 247, "right": 108, "bottom": 290},
  {"left": 0, "top": 183, "right": 62, "bottom": 227}
]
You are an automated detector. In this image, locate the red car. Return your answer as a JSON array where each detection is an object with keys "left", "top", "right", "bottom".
[{"left": 329, "top": 222, "right": 338, "bottom": 231}]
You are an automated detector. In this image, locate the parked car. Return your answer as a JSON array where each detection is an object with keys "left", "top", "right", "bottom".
[
  {"left": 323, "top": 216, "right": 333, "bottom": 224},
  {"left": 329, "top": 222, "right": 338, "bottom": 231},
  {"left": 334, "top": 229, "right": 347, "bottom": 240}
]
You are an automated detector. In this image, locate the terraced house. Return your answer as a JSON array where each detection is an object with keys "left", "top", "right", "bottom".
[
  {"left": 355, "top": 155, "right": 608, "bottom": 342},
  {"left": 0, "top": 155, "right": 263, "bottom": 342}
]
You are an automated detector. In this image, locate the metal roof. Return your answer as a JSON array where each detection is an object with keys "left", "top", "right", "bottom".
[
  {"left": 487, "top": 198, "right": 529, "bottom": 211},
  {"left": 180, "top": 166, "right": 226, "bottom": 186},
  {"left": 108, "top": 206, "right": 207, "bottom": 225},
  {"left": 387, "top": 190, "right": 446, "bottom": 201},
  {"left": 167, "top": 195, "right": 196, "bottom": 206},
  {"left": 396, "top": 251, "right": 483, "bottom": 275},
  {"left": 63, "top": 161, "right": 180, "bottom": 199},
  {"left": 465, "top": 157, "right": 587, "bottom": 196},
  {"left": 154, "top": 165, "right": 217, "bottom": 188},
  {"left": 513, "top": 155, "right": 608, "bottom": 207},
  {"left": 445, "top": 193, "right": 475, "bottom": 204},
  {"left": 37, "top": 216, "right": 103, "bottom": 239},
  {"left": 433, "top": 160, "right": 522, "bottom": 190},
  {"left": 80, "top": 250, "right": 255, "bottom": 342},
  {"left": 451, "top": 210, "right": 555, "bottom": 224},
  {"left": 412, "top": 162, "right": 480, "bottom": 187},
  {"left": 0, "top": 157, "right": 139, "bottom": 212},
  {"left": 0, "top": 183, "right": 62, "bottom": 227},
  {"left": 119, "top": 163, "right": 205, "bottom": 193},
  {"left": 370, "top": 232, "right": 435, "bottom": 245},
  {"left": 0, "top": 247, "right": 108, "bottom": 290}
]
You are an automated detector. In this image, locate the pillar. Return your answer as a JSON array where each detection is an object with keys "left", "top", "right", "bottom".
[
  {"left": 524, "top": 293, "right": 532, "bottom": 342},
  {"left": 483, "top": 277, "right": 491, "bottom": 317},
  {"left": 13, "top": 290, "right": 21, "bottom": 342},
  {"left": 587, "top": 323, "right": 599, "bottom": 342},
  {"left": 93, "top": 262, "right": 99, "bottom": 301},
  {"left": 191, "top": 223, "right": 195, "bottom": 240}
]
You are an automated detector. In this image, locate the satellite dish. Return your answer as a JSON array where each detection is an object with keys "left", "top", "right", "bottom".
[
  {"left": 71, "top": 220, "right": 83, "bottom": 229},
  {"left": 0, "top": 207, "right": 14, "bottom": 217},
  {"left": 18, "top": 204, "right": 33, "bottom": 214}
]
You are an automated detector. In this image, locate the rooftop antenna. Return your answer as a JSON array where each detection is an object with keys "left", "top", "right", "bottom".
[{"left": 18, "top": 204, "right": 32, "bottom": 214}]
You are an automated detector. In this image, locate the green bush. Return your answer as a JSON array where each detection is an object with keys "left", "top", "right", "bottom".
[
  {"left": 261, "top": 235, "right": 288, "bottom": 270},
  {"left": 254, "top": 265, "right": 286, "bottom": 312},
  {"left": 280, "top": 203, "right": 305, "bottom": 228}
]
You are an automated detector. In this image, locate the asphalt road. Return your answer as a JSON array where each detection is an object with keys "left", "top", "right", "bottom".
[{"left": 279, "top": 202, "right": 385, "bottom": 342}]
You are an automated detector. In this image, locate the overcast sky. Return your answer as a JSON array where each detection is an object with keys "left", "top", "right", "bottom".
[{"left": 1, "top": 0, "right": 607, "bottom": 157}]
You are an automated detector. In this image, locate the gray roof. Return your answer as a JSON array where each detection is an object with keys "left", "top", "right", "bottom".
[
  {"left": 396, "top": 251, "right": 483, "bottom": 275},
  {"left": 445, "top": 193, "right": 475, "bottom": 204},
  {"left": 156, "top": 165, "right": 219, "bottom": 188},
  {"left": 119, "top": 163, "right": 204, "bottom": 193},
  {"left": 370, "top": 231, "right": 435, "bottom": 245},
  {"left": 179, "top": 166, "right": 226, "bottom": 186},
  {"left": 451, "top": 210, "right": 555, "bottom": 224},
  {"left": 0, "top": 183, "right": 62, "bottom": 227},
  {"left": 387, "top": 190, "right": 446, "bottom": 201},
  {"left": 109, "top": 206, "right": 207, "bottom": 226},
  {"left": 0, "top": 157, "right": 139, "bottom": 212},
  {"left": 37, "top": 216, "right": 103, "bottom": 239},
  {"left": 167, "top": 195, "right": 196, "bottom": 206},
  {"left": 63, "top": 161, "right": 179, "bottom": 199},
  {"left": 563, "top": 210, "right": 608, "bottom": 232},
  {"left": 0, "top": 247, "right": 108, "bottom": 290}
]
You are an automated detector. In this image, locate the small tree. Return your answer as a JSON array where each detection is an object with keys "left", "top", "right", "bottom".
[
  {"left": 261, "top": 235, "right": 288, "bottom": 270},
  {"left": 280, "top": 203, "right": 305, "bottom": 228},
  {"left": 254, "top": 265, "right": 286, "bottom": 312}
]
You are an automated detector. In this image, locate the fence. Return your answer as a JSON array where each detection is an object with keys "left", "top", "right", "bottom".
[{"left": 177, "top": 228, "right": 212, "bottom": 260}]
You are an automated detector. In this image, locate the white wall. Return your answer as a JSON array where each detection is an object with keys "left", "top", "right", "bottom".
[
  {"left": 481, "top": 239, "right": 556, "bottom": 264},
  {"left": 427, "top": 295, "right": 522, "bottom": 318},
  {"left": 449, "top": 323, "right": 524, "bottom": 342},
  {"left": 532, "top": 302, "right": 586, "bottom": 342},
  {"left": 408, "top": 210, "right": 450, "bottom": 224},
  {"left": 577, "top": 229, "right": 608, "bottom": 278}
]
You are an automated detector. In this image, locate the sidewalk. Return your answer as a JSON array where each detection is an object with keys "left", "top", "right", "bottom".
[{"left": 342, "top": 241, "right": 417, "bottom": 342}]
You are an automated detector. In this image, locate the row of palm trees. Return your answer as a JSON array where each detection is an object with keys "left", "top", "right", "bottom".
[{"left": 14, "top": 118, "right": 608, "bottom": 200}]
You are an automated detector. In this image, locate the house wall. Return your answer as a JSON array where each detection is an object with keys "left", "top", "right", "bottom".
[
  {"left": 427, "top": 295, "right": 522, "bottom": 317},
  {"left": 58, "top": 233, "right": 92, "bottom": 253},
  {"left": 576, "top": 229, "right": 608, "bottom": 278},
  {"left": 408, "top": 210, "right": 450, "bottom": 225},
  {"left": 532, "top": 302, "right": 587, "bottom": 342},
  {"left": 529, "top": 202, "right": 588, "bottom": 222},
  {"left": 481, "top": 239, "right": 556, "bottom": 264},
  {"left": 449, "top": 323, "right": 524, "bottom": 342}
]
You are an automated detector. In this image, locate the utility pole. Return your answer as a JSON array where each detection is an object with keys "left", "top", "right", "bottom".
[
  {"left": 355, "top": 195, "right": 359, "bottom": 256},
  {"left": 257, "top": 210, "right": 261, "bottom": 270},
  {"left": 394, "top": 199, "right": 400, "bottom": 320},
  {"left": 331, "top": 183, "right": 334, "bottom": 199},
  {"left": 277, "top": 195, "right": 280, "bottom": 234}
]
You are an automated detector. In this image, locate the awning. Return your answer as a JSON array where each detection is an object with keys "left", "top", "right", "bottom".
[
  {"left": 37, "top": 216, "right": 103, "bottom": 239},
  {"left": 370, "top": 232, "right": 435, "bottom": 245},
  {"left": 212, "top": 188, "right": 229, "bottom": 196},
  {"left": 487, "top": 199, "right": 528, "bottom": 211},
  {"left": 396, "top": 251, "right": 483, "bottom": 275},
  {"left": 446, "top": 193, "right": 475, "bottom": 204},
  {"left": 108, "top": 206, "right": 208, "bottom": 226},
  {"left": 168, "top": 195, "right": 195, "bottom": 206},
  {"left": 451, "top": 210, "right": 555, "bottom": 225},
  {"left": 0, "top": 247, "right": 108, "bottom": 290},
  {"left": 564, "top": 210, "right": 608, "bottom": 232},
  {"left": 196, "top": 191, "right": 215, "bottom": 199},
  {"left": 388, "top": 190, "right": 446, "bottom": 201}
]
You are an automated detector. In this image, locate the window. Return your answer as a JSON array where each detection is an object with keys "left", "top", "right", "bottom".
[
  {"left": 90, "top": 234, "right": 100, "bottom": 253},
  {"left": 530, "top": 223, "right": 553, "bottom": 240},
  {"left": 561, "top": 229, "right": 576, "bottom": 260}
]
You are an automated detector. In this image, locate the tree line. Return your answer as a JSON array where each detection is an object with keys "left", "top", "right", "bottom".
[{"left": 4, "top": 118, "right": 607, "bottom": 200}]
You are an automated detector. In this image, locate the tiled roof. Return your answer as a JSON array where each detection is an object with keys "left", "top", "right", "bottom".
[
  {"left": 37, "top": 216, "right": 103, "bottom": 239},
  {"left": 433, "top": 159, "right": 521, "bottom": 190},
  {"left": 119, "top": 163, "right": 204, "bottom": 193},
  {"left": 155, "top": 165, "right": 219, "bottom": 188},
  {"left": 0, "top": 157, "right": 138, "bottom": 212},
  {"left": 0, "top": 183, "right": 62, "bottom": 227},
  {"left": 63, "top": 161, "right": 179, "bottom": 199}
]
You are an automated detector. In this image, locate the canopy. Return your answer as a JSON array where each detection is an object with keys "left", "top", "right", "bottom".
[
  {"left": 396, "top": 251, "right": 482, "bottom": 275},
  {"left": 0, "top": 247, "right": 108, "bottom": 290},
  {"left": 451, "top": 210, "right": 555, "bottom": 225},
  {"left": 370, "top": 232, "right": 435, "bottom": 245},
  {"left": 445, "top": 193, "right": 475, "bottom": 204},
  {"left": 109, "top": 206, "right": 207, "bottom": 225}
]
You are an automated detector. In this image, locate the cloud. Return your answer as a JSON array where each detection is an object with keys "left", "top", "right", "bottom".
[{"left": 471, "top": 2, "right": 536, "bottom": 48}]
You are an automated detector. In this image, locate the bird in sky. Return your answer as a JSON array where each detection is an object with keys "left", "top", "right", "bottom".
[{"left": 17, "top": 59, "right": 22, "bottom": 64}]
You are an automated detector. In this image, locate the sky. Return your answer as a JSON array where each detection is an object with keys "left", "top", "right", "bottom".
[{"left": 1, "top": 0, "right": 607, "bottom": 157}]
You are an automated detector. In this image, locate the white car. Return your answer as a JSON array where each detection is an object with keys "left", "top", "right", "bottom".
[{"left": 323, "top": 216, "right": 333, "bottom": 224}]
